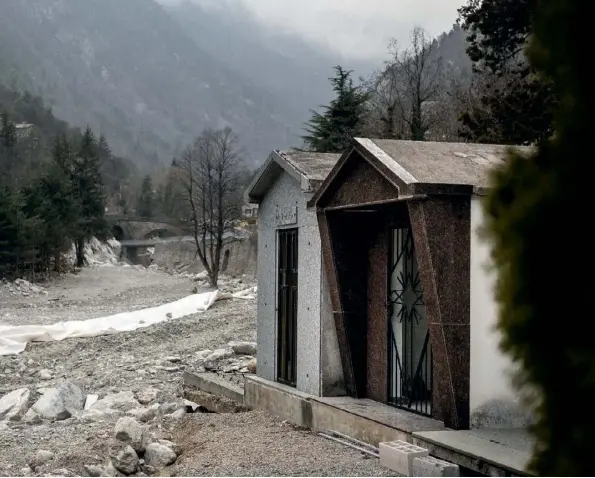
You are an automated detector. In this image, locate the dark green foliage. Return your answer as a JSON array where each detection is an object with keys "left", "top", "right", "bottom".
[
  {"left": 137, "top": 175, "right": 154, "bottom": 218},
  {"left": 0, "top": 113, "right": 109, "bottom": 276},
  {"left": 458, "top": 69, "right": 555, "bottom": 145},
  {"left": 458, "top": 0, "right": 556, "bottom": 144},
  {"left": 0, "top": 186, "right": 42, "bottom": 277},
  {"left": 22, "top": 162, "right": 79, "bottom": 273},
  {"left": 483, "top": 0, "right": 590, "bottom": 474},
  {"left": 302, "top": 66, "right": 368, "bottom": 153},
  {"left": 71, "top": 127, "right": 106, "bottom": 266}
]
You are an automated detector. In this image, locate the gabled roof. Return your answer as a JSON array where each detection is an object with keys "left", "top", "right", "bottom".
[
  {"left": 308, "top": 138, "right": 532, "bottom": 207},
  {"left": 245, "top": 150, "right": 341, "bottom": 204}
]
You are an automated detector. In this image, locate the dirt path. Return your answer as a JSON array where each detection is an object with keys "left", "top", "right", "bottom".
[{"left": 0, "top": 265, "right": 392, "bottom": 477}]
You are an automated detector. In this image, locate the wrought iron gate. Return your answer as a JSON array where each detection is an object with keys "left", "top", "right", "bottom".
[
  {"left": 277, "top": 228, "right": 298, "bottom": 386},
  {"left": 387, "top": 227, "right": 432, "bottom": 416}
]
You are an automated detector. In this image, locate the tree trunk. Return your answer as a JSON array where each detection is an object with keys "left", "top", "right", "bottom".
[
  {"left": 75, "top": 238, "right": 85, "bottom": 268},
  {"left": 208, "top": 272, "right": 218, "bottom": 289}
]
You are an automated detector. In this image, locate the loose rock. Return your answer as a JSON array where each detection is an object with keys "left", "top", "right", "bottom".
[
  {"left": 22, "top": 408, "right": 42, "bottom": 424},
  {"left": 114, "top": 417, "right": 145, "bottom": 453},
  {"left": 204, "top": 348, "right": 232, "bottom": 363},
  {"left": 31, "top": 449, "right": 55, "bottom": 469},
  {"left": 110, "top": 445, "right": 139, "bottom": 475},
  {"left": 157, "top": 439, "right": 182, "bottom": 457},
  {"left": 39, "top": 369, "right": 53, "bottom": 380},
  {"left": 229, "top": 341, "right": 257, "bottom": 356},
  {"left": 0, "top": 388, "right": 30, "bottom": 421},
  {"left": 159, "top": 402, "right": 182, "bottom": 415},
  {"left": 195, "top": 349, "right": 212, "bottom": 360},
  {"left": 135, "top": 388, "right": 159, "bottom": 406},
  {"left": 167, "top": 408, "right": 186, "bottom": 420},
  {"left": 84, "top": 394, "right": 99, "bottom": 410},
  {"left": 247, "top": 358, "right": 257, "bottom": 374},
  {"left": 144, "top": 443, "right": 177, "bottom": 469},
  {"left": 90, "top": 391, "right": 141, "bottom": 414},
  {"left": 84, "top": 462, "right": 118, "bottom": 477},
  {"left": 127, "top": 404, "right": 158, "bottom": 423},
  {"left": 31, "top": 381, "right": 84, "bottom": 420}
]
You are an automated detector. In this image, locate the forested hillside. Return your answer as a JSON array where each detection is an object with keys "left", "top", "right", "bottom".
[{"left": 0, "top": 0, "right": 319, "bottom": 166}]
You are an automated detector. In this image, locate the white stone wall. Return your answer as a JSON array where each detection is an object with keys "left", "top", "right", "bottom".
[
  {"left": 256, "top": 171, "right": 342, "bottom": 396},
  {"left": 469, "top": 197, "right": 531, "bottom": 428}
]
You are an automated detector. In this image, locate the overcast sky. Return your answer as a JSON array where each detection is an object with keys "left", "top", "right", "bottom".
[{"left": 161, "top": 0, "right": 464, "bottom": 61}]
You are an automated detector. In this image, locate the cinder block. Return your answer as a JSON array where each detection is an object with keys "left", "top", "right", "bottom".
[
  {"left": 379, "top": 440, "right": 429, "bottom": 475},
  {"left": 412, "top": 456, "right": 460, "bottom": 477}
]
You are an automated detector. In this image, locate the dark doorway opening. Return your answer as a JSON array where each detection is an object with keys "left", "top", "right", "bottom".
[
  {"left": 277, "top": 228, "right": 298, "bottom": 387},
  {"left": 221, "top": 249, "right": 231, "bottom": 272},
  {"left": 112, "top": 225, "right": 124, "bottom": 241}
]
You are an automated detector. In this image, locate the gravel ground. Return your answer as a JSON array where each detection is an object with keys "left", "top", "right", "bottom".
[
  {"left": 166, "top": 411, "right": 393, "bottom": 477},
  {"left": 0, "top": 264, "right": 392, "bottom": 477},
  {"left": 0, "top": 266, "right": 193, "bottom": 326}
]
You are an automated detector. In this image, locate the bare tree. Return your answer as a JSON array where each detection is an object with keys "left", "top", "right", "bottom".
[
  {"left": 365, "top": 27, "right": 446, "bottom": 141},
  {"left": 174, "top": 127, "right": 242, "bottom": 288}
]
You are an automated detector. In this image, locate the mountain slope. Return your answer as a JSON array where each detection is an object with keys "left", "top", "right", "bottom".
[
  {"left": 0, "top": 0, "right": 313, "bottom": 166},
  {"left": 164, "top": 0, "right": 375, "bottom": 121}
]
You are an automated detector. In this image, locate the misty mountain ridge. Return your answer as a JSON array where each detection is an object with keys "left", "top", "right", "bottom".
[{"left": 0, "top": 0, "right": 469, "bottom": 170}]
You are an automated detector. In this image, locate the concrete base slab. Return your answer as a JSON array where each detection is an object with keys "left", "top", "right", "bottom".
[
  {"left": 183, "top": 371, "right": 244, "bottom": 403},
  {"left": 413, "top": 428, "right": 534, "bottom": 477},
  {"left": 413, "top": 456, "right": 460, "bottom": 477},
  {"left": 244, "top": 376, "right": 313, "bottom": 428},
  {"left": 379, "top": 440, "right": 428, "bottom": 475},
  {"left": 311, "top": 396, "right": 447, "bottom": 446},
  {"left": 183, "top": 389, "right": 249, "bottom": 414}
]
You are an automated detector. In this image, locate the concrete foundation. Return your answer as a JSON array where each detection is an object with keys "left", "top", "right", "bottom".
[
  {"left": 412, "top": 456, "right": 460, "bottom": 477},
  {"left": 243, "top": 376, "right": 533, "bottom": 477},
  {"left": 183, "top": 371, "right": 244, "bottom": 403},
  {"left": 244, "top": 376, "right": 313, "bottom": 428}
]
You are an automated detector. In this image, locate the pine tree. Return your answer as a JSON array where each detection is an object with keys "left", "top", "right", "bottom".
[
  {"left": 137, "top": 175, "right": 154, "bottom": 218},
  {"left": 0, "top": 112, "right": 17, "bottom": 149},
  {"left": 72, "top": 127, "right": 106, "bottom": 266},
  {"left": 302, "top": 66, "right": 368, "bottom": 153},
  {"left": 23, "top": 162, "right": 79, "bottom": 273},
  {"left": 0, "top": 112, "right": 18, "bottom": 186},
  {"left": 484, "top": 0, "right": 590, "bottom": 474}
]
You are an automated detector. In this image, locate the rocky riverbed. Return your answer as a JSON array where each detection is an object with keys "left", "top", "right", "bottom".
[{"left": 0, "top": 264, "right": 392, "bottom": 477}]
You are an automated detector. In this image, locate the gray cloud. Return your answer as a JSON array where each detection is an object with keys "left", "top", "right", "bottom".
[{"left": 158, "top": 0, "right": 463, "bottom": 61}]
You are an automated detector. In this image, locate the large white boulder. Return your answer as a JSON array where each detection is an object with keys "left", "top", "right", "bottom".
[
  {"left": 31, "top": 382, "right": 84, "bottom": 420},
  {"left": 0, "top": 388, "right": 30, "bottom": 421}
]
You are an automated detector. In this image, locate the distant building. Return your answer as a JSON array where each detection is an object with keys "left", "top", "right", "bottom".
[
  {"left": 242, "top": 203, "right": 259, "bottom": 219},
  {"left": 15, "top": 123, "right": 34, "bottom": 139}
]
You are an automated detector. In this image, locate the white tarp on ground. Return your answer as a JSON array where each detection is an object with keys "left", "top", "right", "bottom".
[
  {"left": 220, "top": 286, "right": 257, "bottom": 301},
  {"left": 0, "top": 290, "right": 220, "bottom": 356}
]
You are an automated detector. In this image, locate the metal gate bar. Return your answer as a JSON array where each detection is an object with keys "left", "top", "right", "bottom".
[
  {"left": 387, "top": 227, "right": 432, "bottom": 416},
  {"left": 277, "top": 228, "right": 298, "bottom": 386}
]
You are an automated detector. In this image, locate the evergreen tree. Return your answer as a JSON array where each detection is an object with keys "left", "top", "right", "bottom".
[
  {"left": 0, "top": 186, "right": 41, "bottom": 277},
  {"left": 0, "top": 112, "right": 17, "bottom": 148},
  {"left": 302, "top": 66, "right": 368, "bottom": 153},
  {"left": 137, "top": 175, "right": 154, "bottom": 218},
  {"left": 0, "top": 112, "right": 18, "bottom": 186},
  {"left": 23, "top": 162, "right": 79, "bottom": 273},
  {"left": 72, "top": 127, "right": 106, "bottom": 266},
  {"left": 458, "top": 0, "right": 556, "bottom": 144},
  {"left": 484, "top": 0, "right": 589, "bottom": 474}
]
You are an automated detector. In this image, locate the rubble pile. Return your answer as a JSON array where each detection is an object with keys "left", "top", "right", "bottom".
[
  {"left": 1, "top": 279, "right": 48, "bottom": 298},
  {"left": 1, "top": 381, "right": 192, "bottom": 476},
  {"left": 190, "top": 341, "right": 257, "bottom": 379}
]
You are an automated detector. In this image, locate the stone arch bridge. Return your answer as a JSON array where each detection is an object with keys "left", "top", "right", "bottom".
[{"left": 106, "top": 216, "right": 191, "bottom": 241}]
